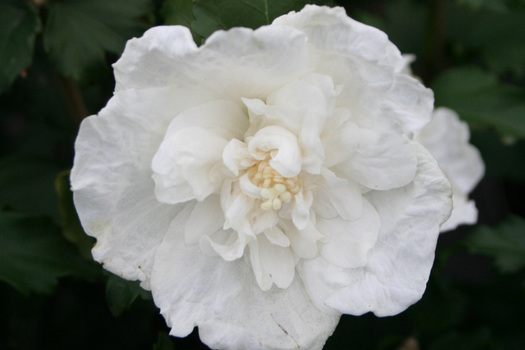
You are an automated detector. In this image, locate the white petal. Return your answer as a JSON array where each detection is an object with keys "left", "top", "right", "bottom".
[
  {"left": 416, "top": 107, "right": 484, "bottom": 194},
  {"left": 151, "top": 207, "right": 339, "bottom": 350},
  {"left": 264, "top": 226, "right": 290, "bottom": 247},
  {"left": 222, "top": 139, "right": 255, "bottom": 176},
  {"left": 274, "top": 6, "right": 433, "bottom": 133},
  {"left": 249, "top": 126, "right": 302, "bottom": 178},
  {"left": 282, "top": 220, "right": 324, "bottom": 259},
  {"left": 250, "top": 235, "right": 296, "bottom": 289},
  {"left": 201, "top": 229, "right": 247, "bottom": 261},
  {"left": 319, "top": 198, "right": 380, "bottom": 268},
  {"left": 185, "top": 195, "right": 224, "bottom": 244},
  {"left": 151, "top": 126, "right": 228, "bottom": 203},
  {"left": 299, "top": 142, "right": 452, "bottom": 316},
  {"left": 440, "top": 192, "right": 478, "bottom": 232},
  {"left": 292, "top": 191, "right": 313, "bottom": 230},
  {"left": 312, "top": 169, "right": 363, "bottom": 220},
  {"left": 71, "top": 99, "right": 185, "bottom": 289},
  {"left": 335, "top": 129, "right": 417, "bottom": 190}
]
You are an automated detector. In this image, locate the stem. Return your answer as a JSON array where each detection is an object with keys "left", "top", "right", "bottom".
[{"left": 423, "top": 0, "right": 446, "bottom": 84}]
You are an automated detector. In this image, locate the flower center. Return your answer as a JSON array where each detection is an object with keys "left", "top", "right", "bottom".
[{"left": 247, "top": 160, "right": 300, "bottom": 211}]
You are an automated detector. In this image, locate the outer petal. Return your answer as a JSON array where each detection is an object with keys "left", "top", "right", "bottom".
[
  {"left": 415, "top": 107, "right": 484, "bottom": 231},
  {"left": 115, "top": 25, "right": 314, "bottom": 101},
  {"left": 151, "top": 205, "right": 339, "bottom": 350},
  {"left": 71, "top": 93, "right": 186, "bottom": 288},
  {"left": 299, "top": 142, "right": 452, "bottom": 316},
  {"left": 416, "top": 107, "right": 484, "bottom": 194},
  {"left": 334, "top": 129, "right": 417, "bottom": 191},
  {"left": 273, "top": 5, "right": 434, "bottom": 133}
]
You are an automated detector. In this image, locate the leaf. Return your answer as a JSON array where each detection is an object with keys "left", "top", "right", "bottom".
[
  {"left": 43, "top": 0, "right": 153, "bottom": 81},
  {"left": 0, "top": 0, "right": 41, "bottom": 94},
  {"left": 465, "top": 215, "right": 525, "bottom": 273},
  {"left": 0, "top": 210, "right": 98, "bottom": 294},
  {"left": 55, "top": 170, "right": 95, "bottom": 259},
  {"left": 192, "top": 0, "right": 334, "bottom": 41},
  {"left": 432, "top": 67, "right": 525, "bottom": 139},
  {"left": 448, "top": 3, "right": 525, "bottom": 78},
  {"left": 0, "top": 155, "right": 64, "bottom": 222},
  {"left": 152, "top": 332, "right": 175, "bottom": 350},
  {"left": 105, "top": 272, "right": 151, "bottom": 317}
]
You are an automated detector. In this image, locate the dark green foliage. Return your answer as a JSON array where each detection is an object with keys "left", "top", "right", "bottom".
[
  {"left": 43, "top": 0, "right": 153, "bottom": 81},
  {"left": 0, "top": 0, "right": 41, "bottom": 93}
]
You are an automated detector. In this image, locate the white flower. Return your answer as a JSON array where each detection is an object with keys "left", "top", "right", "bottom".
[
  {"left": 71, "top": 5, "right": 454, "bottom": 350},
  {"left": 415, "top": 107, "right": 485, "bottom": 231}
]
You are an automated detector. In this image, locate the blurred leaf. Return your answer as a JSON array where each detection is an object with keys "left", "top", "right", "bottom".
[
  {"left": 105, "top": 273, "right": 151, "bottom": 317},
  {"left": 43, "top": 0, "right": 153, "bottom": 81},
  {"left": 432, "top": 67, "right": 525, "bottom": 139},
  {"left": 55, "top": 170, "right": 95, "bottom": 259},
  {"left": 466, "top": 215, "right": 525, "bottom": 273},
  {"left": 0, "top": 0, "right": 41, "bottom": 94},
  {"left": 456, "top": 0, "right": 508, "bottom": 11},
  {"left": 152, "top": 332, "right": 175, "bottom": 350},
  {"left": 162, "top": 0, "right": 194, "bottom": 27},
  {"left": 0, "top": 210, "right": 98, "bottom": 294},
  {"left": 192, "top": 0, "right": 334, "bottom": 41},
  {"left": 448, "top": 4, "right": 525, "bottom": 77},
  {"left": 471, "top": 131, "right": 525, "bottom": 182},
  {"left": 0, "top": 155, "right": 64, "bottom": 221}
]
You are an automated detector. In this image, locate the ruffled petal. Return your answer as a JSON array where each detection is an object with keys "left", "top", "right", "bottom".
[
  {"left": 184, "top": 195, "right": 224, "bottom": 244},
  {"left": 151, "top": 126, "right": 228, "bottom": 203},
  {"left": 249, "top": 126, "right": 302, "bottom": 178},
  {"left": 416, "top": 107, "right": 484, "bottom": 194},
  {"left": 71, "top": 108, "right": 184, "bottom": 288},
  {"left": 319, "top": 198, "right": 380, "bottom": 269},
  {"left": 273, "top": 6, "right": 434, "bottom": 133},
  {"left": 151, "top": 206, "right": 339, "bottom": 350},
  {"left": 299, "top": 142, "right": 452, "bottom": 316},
  {"left": 335, "top": 129, "right": 417, "bottom": 190}
]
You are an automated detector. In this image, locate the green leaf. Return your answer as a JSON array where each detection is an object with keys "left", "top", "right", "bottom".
[
  {"left": 465, "top": 215, "right": 525, "bottom": 273},
  {"left": 105, "top": 272, "right": 151, "bottom": 317},
  {"left": 448, "top": 4, "right": 525, "bottom": 77},
  {"left": 55, "top": 170, "right": 95, "bottom": 259},
  {"left": 432, "top": 67, "right": 525, "bottom": 140},
  {"left": 152, "top": 332, "right": 175, "bottom": 350},
  {"left": 192, "top": 0, "right": 334, "bottom": 41},
  {"left": 162, "top": 0, "right": 194, "bottom": 27},
  {"left": 0, "top": 210, "right": 98, "bottom": 294},
  {"left": 0, "top": 155, "right": 64, "bottom": 221},
  {"left": 0, "top": 0, "right": 41, "bottom": 94},
  {"left": 43, "top": 0, "right": 153, "bottom": 81}
]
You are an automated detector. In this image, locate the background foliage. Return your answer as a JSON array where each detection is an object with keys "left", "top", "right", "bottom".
[{"left": 1, "top": 0, "right": 525, "bottom": 349}]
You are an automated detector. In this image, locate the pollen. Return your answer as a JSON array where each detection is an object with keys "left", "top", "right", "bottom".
[{"left": 247, "top": 160, "right": 300, "bottom": 211}]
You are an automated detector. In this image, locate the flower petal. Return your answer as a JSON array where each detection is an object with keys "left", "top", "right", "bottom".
[
  {"left": 184, "top": 195, "right": 224, "bottom": 244},
  {"left": 335, "top": 129, "right": 417, "bottom": 190},
  {"left": 318, "top": 198, "right": 380, "bottom": 268},
  {"left": 416, "top": 107, "right": 484, "bottom": 194},
  {"left": 71, "top": 110, "right": 183, "bottom": 289},
  {"left": 151, "top": 126, "right": 228, "bottom": 203},
  {"left": 151, "top": 206, "right": 339, "bottom": 350},
  {"left": 249, "top": 126, "right": 302, "bottom": 178},
  {"left": 299, "top": 142, "right": 452, "bottom": 316}
]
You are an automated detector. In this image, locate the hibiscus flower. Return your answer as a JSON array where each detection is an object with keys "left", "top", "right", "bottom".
[{"left": 71, "top": 5, "right": 455, "bottom": 349}]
